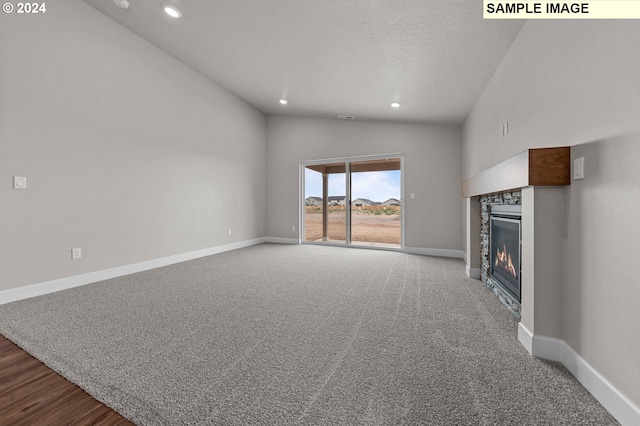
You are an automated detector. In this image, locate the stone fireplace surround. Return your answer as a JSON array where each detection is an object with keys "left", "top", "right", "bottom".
[
  {"left": 467, "top": 186, "right": 564, "bottom": 347},
  {"left": 463, "top": 147, "right": 570, "bottom": 350},
  {"left": 464, "top": 148, "right": 570, "bottom": 345},
  {"left": 463, "top": 147, "right": 640, "bottom": 425}
]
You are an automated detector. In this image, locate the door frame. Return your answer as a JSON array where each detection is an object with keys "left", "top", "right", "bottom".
[{"left": 300, "top": 153, "right": 405, "bottom": 250}]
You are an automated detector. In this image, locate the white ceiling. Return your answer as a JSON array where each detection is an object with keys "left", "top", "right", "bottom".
[{"left": 82, "top": 0, "right": 524, "bottom": 125}]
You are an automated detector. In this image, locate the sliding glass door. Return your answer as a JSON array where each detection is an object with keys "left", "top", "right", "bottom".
[
  {"left": 303, "top": 163, "right": 346, "bottom": 243},
  {"left": 349, "top": 159, "right": 402, "bottom": 247},
  {"left": 302, "top": 154, "right": 403, "bottom": 249}
]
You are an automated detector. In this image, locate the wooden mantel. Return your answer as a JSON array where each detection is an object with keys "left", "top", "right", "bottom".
[{"left": 462, "top": 147, "right": 571, "bottom": 198}]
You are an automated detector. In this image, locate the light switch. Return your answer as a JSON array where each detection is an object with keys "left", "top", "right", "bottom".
[
  {"left": 573, "top": 157, "right": 584, "bottom": 180},
  {"left": 13, "top": 176, "right": 27, "bottom": 189},
  {"left": 410, "top": 193, "right": 416, "bottom": 199}
]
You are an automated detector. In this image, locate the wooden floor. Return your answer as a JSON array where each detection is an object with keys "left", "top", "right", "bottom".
[{"left": 0, "top": 334, "right": 134, "bottom": 425}]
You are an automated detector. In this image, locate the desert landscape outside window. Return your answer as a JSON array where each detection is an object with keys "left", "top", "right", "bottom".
[{"left": 302, "top": 155, "right": 402, "bottom": 248}]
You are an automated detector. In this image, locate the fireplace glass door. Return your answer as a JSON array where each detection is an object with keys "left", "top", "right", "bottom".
[{"left": 490, "top": 216, "right": 521, "bottom": 301}]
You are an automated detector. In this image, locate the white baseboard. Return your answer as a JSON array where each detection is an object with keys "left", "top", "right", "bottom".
[
  {"left": 466, "top": 265, "right": 481, "bottom": 279},
  {"left": 518, "top": 322, "right": 533, "bottom": 354},
  {"left": 264, "top": 237, "right": 300, "bottom": 244},
  {"left": 518, "top": 323, "right": 640, "bottom": 426},
  {"left": 404, "top": 247, "right": 465, "bottom": 259},
  {"left": 0, "top": 238, "right": 266, "bottom": 305}
]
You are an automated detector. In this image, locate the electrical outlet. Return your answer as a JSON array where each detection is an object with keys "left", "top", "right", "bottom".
[
  {"left": 500, "top": 122, "right": 509, "bottom": 137},
  {"left": 13, "top": 176, "right": 27, "bottom": 189},
  {"left": 292, "top": 226, "right": 296, "bottom": 232},
  {"left": 71, "top": 248, "right": 82, "bottom": 259}
]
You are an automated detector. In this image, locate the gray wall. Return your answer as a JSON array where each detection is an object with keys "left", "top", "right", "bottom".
[
  {"left": 267, "top": 116, "right": 462, "bottom": 251},
  {"left": 462, "top": 20, "right": 640, "bottom": 407},
  {"left": 0, "top": 0, "right": 267, "bottom": 291}
]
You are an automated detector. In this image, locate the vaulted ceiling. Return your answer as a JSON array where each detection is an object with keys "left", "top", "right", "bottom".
[{"left": 83, "top": 0, "right": 524, "bottom": 125}]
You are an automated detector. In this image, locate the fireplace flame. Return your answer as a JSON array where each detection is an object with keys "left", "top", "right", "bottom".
[{"left": 495, "top": 244, "right": 517, "bottom": 278}]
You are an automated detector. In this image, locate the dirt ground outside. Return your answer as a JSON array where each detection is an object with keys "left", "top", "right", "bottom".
[{"left": 304, "top": 206, "right": 401, "bottom": 245}]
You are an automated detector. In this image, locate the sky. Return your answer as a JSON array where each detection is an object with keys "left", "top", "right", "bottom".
[{"left": 305, "top": 168, "right": 401, "bottom": 202}]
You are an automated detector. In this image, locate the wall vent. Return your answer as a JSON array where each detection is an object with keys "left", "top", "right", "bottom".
[{"left": 337, "top": 115, "right": 355, "bottom": 120}]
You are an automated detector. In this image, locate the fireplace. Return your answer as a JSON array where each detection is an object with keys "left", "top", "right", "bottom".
[{"left": 489, "top": 204, "right": 522, "bottom": 303}]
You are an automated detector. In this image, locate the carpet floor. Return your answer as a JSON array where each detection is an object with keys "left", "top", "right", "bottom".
[{"left": 0, "top": 244, "right": 618, "bottom": 425}]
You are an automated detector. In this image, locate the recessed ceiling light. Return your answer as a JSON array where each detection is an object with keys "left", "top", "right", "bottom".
[
  {"left": 391, "top": 102, "right": 401, "bottom": 108},
  {"left": 279, "top": 99, "right": 288, "bottom": 105},
  {"left": 163, "top": 4, "right": 182, "bottom": 18}
]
